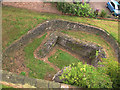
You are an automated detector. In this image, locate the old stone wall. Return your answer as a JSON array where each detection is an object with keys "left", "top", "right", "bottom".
[
  {"left": 57, "top": 33, "right": 105, "bottom": 66},
  {"left": 38, "top": 32, "right": 58, "bottom": 58},
  {"left": 36, "top": 32, "right": 105, "bottom": 66},
  {"left": 2, "top": 70, "right": 76, "bottom": 88},
  {"left": 3, "top": 20, "right": 119, "bottom": 68}
]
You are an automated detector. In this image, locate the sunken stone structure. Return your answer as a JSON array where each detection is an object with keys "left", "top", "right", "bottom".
[
  {"left": 3, "top": 20, "right": 119, "bottom": 62},
  {"left": 37, "top": 32, "right": 105, "bottom": 66},
  {"left": 2, "top": 20, "right": 120, "bottom": 87}
]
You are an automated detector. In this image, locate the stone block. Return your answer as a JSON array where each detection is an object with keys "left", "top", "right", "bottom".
[
  {"left": 36, "top": 79, "right": 49, "bottom": 88},
  {"left": 48, "top": 81, "right": 61, "bottom": 88},
  {"left": 23, "top": 77, "right": 37, "bottom": 87},
  {"left": 9, "top": 74, "right": 25, "bottom": 84},
  {"left": 2, "top": 71, "right": 12, "bottom": 83}
]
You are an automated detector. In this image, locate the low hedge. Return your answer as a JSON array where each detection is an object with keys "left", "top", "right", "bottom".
[{"left": 56, "top": 2, "right": 96, "bottom": 17}]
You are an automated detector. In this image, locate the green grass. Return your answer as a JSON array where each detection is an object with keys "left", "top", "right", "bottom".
[
  {"left": 2, "top": 85, "right": 13, "bottom": 88},
  {"left": 2, "top": 6, "right": 118, "bottom": 49},
  {"left": 24, "top": 33, "right": 56, "bottom": 79},
  {"left": 61, "top": 30, "right": 117, "bottom": 61},
  {"left": 48, "top": 49, "right": 80, "bottom": 69}
]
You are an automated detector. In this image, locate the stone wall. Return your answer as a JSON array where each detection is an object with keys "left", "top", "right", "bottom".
[
  {"left": 57, "top": 33, "right": 105, "bottom": 66},
  {"left": 36, "top": 32, "right": 105, "bottom": 66},
  {"left": 3, "top": 20, "right": 119, "bottom": 63},
  {"left": 2, "top": 70, "right": 76, "bottom": 88},
  {"left": 38, "top": 32, "right": 58, "bottom": 58}
]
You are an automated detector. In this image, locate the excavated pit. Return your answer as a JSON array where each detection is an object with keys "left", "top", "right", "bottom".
[
  {"left": 36, "top": 32, "right": 106, "bottom": 67},
  {"left": 3, "top": 20, "right": 119, "bottom": 82}
]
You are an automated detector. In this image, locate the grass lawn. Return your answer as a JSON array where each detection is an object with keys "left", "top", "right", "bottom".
[
  {"left": 61, "top": 30, "right": 117, "bottom": 61},
  {"left": 48, "top": 49, "right": 80, "bottom": 69},
  {"left": 24, "top": 33, "right": 56, "bottom": 79},
  {"left": 2, "top": 6, "right": 118, "bottom": 50}
]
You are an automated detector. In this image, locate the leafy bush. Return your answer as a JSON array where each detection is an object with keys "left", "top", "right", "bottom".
[
  {"left": 98, "top": 58, "right": 120, "bottom": 88},
  {"left": 56, "top": 2, "right": 96, "bottom": 17},
  {"left": 60, "top": 62, "right": 112, "bottom": 88},
  {"left": 99, "top": 10, "right": 107, "bottom": 18}
]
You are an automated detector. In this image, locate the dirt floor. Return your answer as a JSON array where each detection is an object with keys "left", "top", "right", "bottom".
[{"left": 2, "top": 2, "right": 62, "bottom": 14}]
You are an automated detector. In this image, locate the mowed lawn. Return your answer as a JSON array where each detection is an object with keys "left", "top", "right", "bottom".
[{"left": 2, "top": 6, "right": 118, "bottom": 50}]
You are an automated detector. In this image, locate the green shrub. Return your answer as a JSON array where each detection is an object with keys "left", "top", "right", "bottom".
[
  {"left": 56, "top": 2, "right": 96, "bottom": 17},
  {"left": 99, "top": 10, "right": 107, "bottom": 18},
  {"left": 98, "top": 58, "right": 120, "bottom": 88},
  {"left": 60, "top": 62, "right": 112, "bottom": 88}
]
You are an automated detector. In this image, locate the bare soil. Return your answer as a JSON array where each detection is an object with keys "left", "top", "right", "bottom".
[
  {"left": 2, "top": 2, "right": 62, "bottom": 15},
  {"left": 10, "top": 49, "right": 30, "bottom": 76}
]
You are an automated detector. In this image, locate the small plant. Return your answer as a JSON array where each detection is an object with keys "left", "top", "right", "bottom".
[
  {"left": 96, "top": 50, "right": 99, "bottom": 56},
  {"left": 96, "top": 33, "right": 99, "bottom": 36},
  {"left": 107, "top": 15, "right": 112, "bottom": 18},
  {"left": 20, "top": 72, "right": 26, "bottom": 76},
  {"left": 99, "top": 10, "right": 107, "bottom": 18}
]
